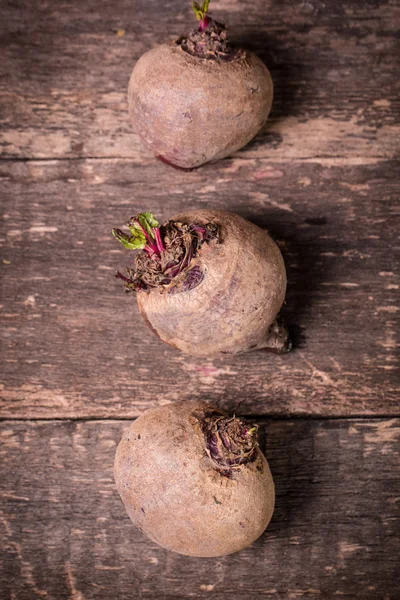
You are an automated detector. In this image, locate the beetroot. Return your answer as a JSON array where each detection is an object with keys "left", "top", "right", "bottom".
[
  {"left": 112, "top": 209, "right": 290, "bottom": 357},
  {"left": 128, "top": 1, "right": 273, "bottom": 169},
  {"left": 114, "top": 400, "right": 275, "bottom": 557}
]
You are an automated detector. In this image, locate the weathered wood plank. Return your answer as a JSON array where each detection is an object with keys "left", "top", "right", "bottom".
[
  {"left": 1, "top": 418, "right": 399, "bottom": 600},
  {"left": 1, "top": 158, "right": 398, "bottom": 418},
  {"left": 0, "top": 0, "right": 399, "bottom": 160}
]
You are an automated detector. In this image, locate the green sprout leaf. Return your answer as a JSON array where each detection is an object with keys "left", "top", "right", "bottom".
[
  {"left": 193, "top": 0, "right": 210, "bottom": 20},
  {"left": 138, "top": 212, "right": 159, "bottom": 238},
  {"left": 126, "top": 212, "right": 159, "bottom": 239},
  {"left": 112, "top": 228, "right": 146, "bottom": 250},
  {"left": 126, "top": 219, "right": 144, "bottom": 236},
  {"left": 193, "top": 2, "right": 202, "bottom": 19}
]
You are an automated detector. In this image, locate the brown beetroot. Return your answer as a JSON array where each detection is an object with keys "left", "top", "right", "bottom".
[
  {"left": 128, "top": 1, "right": 273, "bottom": 169},
  {"left": 112, "top": 209, "right": 289, "bottom": 357},
  {"left": 114, "top": 400, "right": 275, "bottom": 557}
]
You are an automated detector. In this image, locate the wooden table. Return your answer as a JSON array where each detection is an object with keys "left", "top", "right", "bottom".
[{"left": 1, "top": 1, "right": 399, "bottom": 598}]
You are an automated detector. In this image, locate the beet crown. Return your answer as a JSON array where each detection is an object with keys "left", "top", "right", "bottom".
[
  {"left": 112, "top": 212, "right": 219, "bottom": 292},
  {"left": 180, "top": 0, "right": 238, "bottom": 60},
  {"left": 202, "top": 412, "right": 259, "bottom": 475}
]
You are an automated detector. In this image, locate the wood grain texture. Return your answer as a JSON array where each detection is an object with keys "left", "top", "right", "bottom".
[
  {"left": 0, "top": 0, "right": 399, "bottom": 161},
  {"left": 1, "top": 418, "right": 399, "bottom": 600},
  {"left": 1, "top": 0, "right": 399, "bottom": 597},
  {"left": 1, "top": 158, "right": 399, "bottom": 418}
]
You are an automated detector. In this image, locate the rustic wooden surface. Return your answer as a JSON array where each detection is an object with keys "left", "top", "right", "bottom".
[
  {"left": 1, "top": 419, "right": 399, "bottom": 600},
  {"left": 1, "top": 0, "right": 399, "bottom": 161},
  {"left": 1, "top": 158, "right": 399, "bottom": 418},
  {"left": 0, "top": 0, "right": 399, "bottom": 598}
]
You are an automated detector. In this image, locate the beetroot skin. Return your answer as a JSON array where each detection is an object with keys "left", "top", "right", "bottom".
[
  {"left": 113, "top": 209, "right": 290, "bottom": 357},
  {"left": 114, "top": 400, "right": 275, "bottom": 557},
  {"left": 128, "top": 2, "right": 273, "bottom": 169}
]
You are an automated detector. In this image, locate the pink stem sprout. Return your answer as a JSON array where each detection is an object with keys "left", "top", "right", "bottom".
[
  {"left": 133, "top": 219, "right": 159, "bottom": 255},
  {"left": 199, "top": 14, "right": 210, "bottom": 31},
  {"left": 154, "top": 228, "right": 165, "bottom": 253}
]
